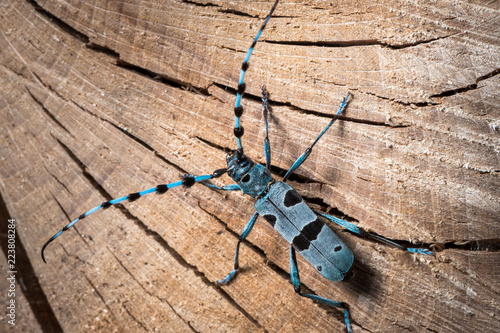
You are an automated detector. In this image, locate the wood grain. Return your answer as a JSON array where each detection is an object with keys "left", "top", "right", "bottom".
[{"left": 0, "top": 0, "right": 499, "bottom": 332}]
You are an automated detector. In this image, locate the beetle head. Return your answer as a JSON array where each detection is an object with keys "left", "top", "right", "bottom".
[{"left": 226, "top": 149, "right": 253, "bottom": 182}]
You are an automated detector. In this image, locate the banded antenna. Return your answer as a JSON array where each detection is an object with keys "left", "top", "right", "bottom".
[{"left": 233, "top": 0, "right": 279, "bottom": 152}]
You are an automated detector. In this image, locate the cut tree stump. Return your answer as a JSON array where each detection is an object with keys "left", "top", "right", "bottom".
[{"left": 1, "top": 0, "right": 499, "bottom": 332}]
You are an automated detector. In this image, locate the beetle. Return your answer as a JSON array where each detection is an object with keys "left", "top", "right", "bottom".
[{"left": 42, "top": 1, "right": 433, "bottom": 331}]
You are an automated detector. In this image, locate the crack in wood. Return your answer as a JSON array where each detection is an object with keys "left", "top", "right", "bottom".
[
  {"left": 85, "top": 43, "right": 120, "bottom": 58},
  {"left": 52, "top": 133, "right": 264, "bottom": 330},
  {"left": 264, "top": 33, "right": 458, "bottom": 50},
  {"left": 57, "top": 92, "right": 194, "bottom": 177},
  {"left": 27, "top": 0, "right": 89, "bottom": 44},
  {"left": 212, "top": 82, "right": 414, "bottom": 127},
  {"left": 190, "top": 205, "right": 267, "bottom": 330},
  {"left": 49, "top": 193, "right": 74, "bottom": 227},
  {"left": 218, "top": 8, "right": 257, "bottom": 18},
  {"left": 116, "top": 59, "right": 210, "bottom": 95},
  {"left": 59, "top": 242, "right": 89, "bottom": 266},
  {"left": 50, "top": 193, "right": 94, "bottom": 255},
  {"left": 83, "top": 274, "right": 118, "bottom": 321},
  {"left": 27, "top": 0, "right": 439, "bottom": 128},
  {"left": 29, "top": 0, "right": 206, "bottom": 97},
  {"left": 303, "top": 196, "right": 432, "bottom": 250},
  {"left": 183, "top": 0, "right": 273, "bottom": 19},
  {"left": 27, "top": 88, "right": 73, "bottom": 136},
  {"left": 107, "top": 249, "right": 199, "bottom": 333},
  {"left": 181, "top": 0, "right": 221, "bottom": 9},
  {"left": 430, "top": 67, "right": 500, "bottom": 99},
  {"left": 350, "top": 86, "right": 440, "bottom": 107},
  {"left": 302, "top": 195, "right": 500, "bottom": 253},
  {"left": 122, "top": 301, "right": 150, "bottom": 332},
  {"left": 43, "top": 166, "right": 72, "bottom": 195},
  {"left": 122, "top": 205, "right": 264, "bottom": 330},
  {"left": 53, "top": 137, "right": 115, "bottom": 204},
  {"left": 442, "top": 239, "right": 500, "bottom": 252}
]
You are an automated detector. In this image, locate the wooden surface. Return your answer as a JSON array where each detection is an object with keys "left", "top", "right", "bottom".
[{"left": 1, "top": 0, "right": 499, "bottom": 332}]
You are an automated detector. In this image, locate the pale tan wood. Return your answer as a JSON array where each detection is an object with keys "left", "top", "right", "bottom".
[{"left": 0, "top": 0, "right": 499, "bottom": 332}]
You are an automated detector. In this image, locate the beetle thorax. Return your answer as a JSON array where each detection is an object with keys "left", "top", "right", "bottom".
[{"left": 226, "top": 151, "right": 274, "bottom": 198}]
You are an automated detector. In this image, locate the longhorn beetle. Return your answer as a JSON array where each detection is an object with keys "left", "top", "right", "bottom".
[{"left": 42, "top": 1, "right": 433, "bottom": 332}]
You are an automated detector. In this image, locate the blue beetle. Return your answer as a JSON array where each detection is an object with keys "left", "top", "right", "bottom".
[{"left": 42, "top": 1, "right": 433, "bottom": 332}]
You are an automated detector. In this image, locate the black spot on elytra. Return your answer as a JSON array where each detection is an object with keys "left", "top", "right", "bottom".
[
  {"left": 283, "top": 189, "right": 303, "bottom": 208},
  {"left": 292, "top": 234, "right": 310, "bottom": 251},
  {"left": 262, "top": 214, "right": 276, "bottom": 227},
  {"left": 334, "top": 246, "right": 342, "bottom": 252},
  {"left": 301, "top": 218, "right": 324, "bottom": 241},
  {"left": 317, "top": 265, "right": 322, "bottom": 272}
]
